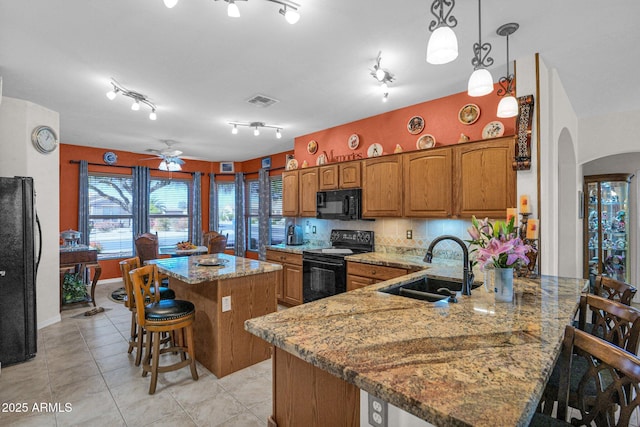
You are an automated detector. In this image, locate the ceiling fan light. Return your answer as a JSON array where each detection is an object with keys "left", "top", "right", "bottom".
[
  {"left": 426, "top": 26, "right": 458, "bottom": 65},
  {"left": 467, "top": 68, "right": 494, "bottom": 97},
  {"left": 158, "top": 160, "right": 168, "bottom": 171},
  {"left": 168, "top": 161, "right": 182, "bottom": 172},
  {"left": 106, "top": 89, "right": 117, "bottom": 100},
  {"left": 163, "top": 0, "right": 179, "bottom": 8},
  {"left": 497, "top": 95, "right": 518, "bottom": 118},
  {"left": 227, "top": 0, "right": 240, "bottom": 18}
]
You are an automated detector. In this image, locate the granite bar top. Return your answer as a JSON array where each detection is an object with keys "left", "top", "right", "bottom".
[
  {"left": 148, "top": 253, "right": 282, "bottom": 284},
  {"left": 245, "top": 263, "right": 588, "bottom": 427}
]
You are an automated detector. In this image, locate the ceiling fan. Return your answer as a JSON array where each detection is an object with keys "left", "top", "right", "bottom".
[{"left": 143, "top": 140, "right": 185, "bottom": 171}]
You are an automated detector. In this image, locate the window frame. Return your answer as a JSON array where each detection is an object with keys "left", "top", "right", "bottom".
[{"left": 148, "top": 177, "right": 192, "bottom": 247}]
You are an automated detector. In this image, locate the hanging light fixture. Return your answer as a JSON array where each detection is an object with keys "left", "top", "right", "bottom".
[
  {"left": 426, "top": 0, "right": 458, "bottom": 65},
  {"left": 370, "top": 52, "right": 394, "bottom": 102},
  {"left": 209, "top": 0, "right": 300, "bottom": 23},
  {"left": 163, "top": 0, "right": 179, "bottom": 8},
  {"left": 229, "top": 121, "right": 284, "bottom": 137},
  {"left": 279, "top": 4, "right": 300, "bottom": 24},
  {"left": 106, "top": 78, "right": 158, "bottom": 120},
  {"left": 496, "top": 22, "right": 519, "bottom": 118},
  {"left": 467, "top": 0, "right": 494, "bottom": 97},
  {"left": 227, "top": 0, "right": 241, "bottom": 17}
]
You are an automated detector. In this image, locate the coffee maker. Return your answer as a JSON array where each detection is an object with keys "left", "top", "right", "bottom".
[{"left": 286, "top": 223, "right": 304, "bottom": 245}]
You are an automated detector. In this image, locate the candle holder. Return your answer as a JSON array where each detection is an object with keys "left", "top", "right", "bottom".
[{"left": 517, "top": 212, "right": 539, "bottom": 278}]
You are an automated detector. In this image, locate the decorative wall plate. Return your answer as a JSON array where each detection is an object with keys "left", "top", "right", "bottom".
[
  {"left": 407, "top": 116, "right": 425, "bottom": 135},
  {"left": 286, "top": 158, "right": 298, "bottom": 170},
  {"left": 482, "top": 121, "right": 505, "bottom": 139},
  {"left": 416, "top": 134, "right": 436, "bottom": 149},
  {"left": 307, "top": 140, "right": 318, "bottom": 154},
  {"left": 348, "top": 134, "right": 360, "bottom": 150},
  {"left": 458, "top": 104, "right": 480, "bottom": 125},
  {"left": 103, "top": 151, "right": 118, "bottom": 165},
  {"left": 367, "top": 143, "right": 383, "bottom": 158}
]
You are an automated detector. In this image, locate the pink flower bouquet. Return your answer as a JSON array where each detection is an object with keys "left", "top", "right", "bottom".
[{"left": 467, "top": 216, "right": 534, "bottom": 269}]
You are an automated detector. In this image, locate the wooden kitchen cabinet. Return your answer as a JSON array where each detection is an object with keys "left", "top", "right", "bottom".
[
  {"left": 319, "top": 161, "right": 362, "bottom": 190},
  {"left": 266, "top": 249, "right": 303, "bottom": 306},
  {"left": 403, "top": 147, "right": 452, "bottom": 218},
  {"left": 453, "top": 137, "right": 516, "bottom": 218},
  {"left": 318, "top": 165, "right": 339, "bottom": 190},
  {"left": 346, "top": 261, "right": 408, "bottom": 291},
  {"left": 282, "top": 170, "right": 299, "bottom": 216},
  {"left": 299, "top": 168, "right": 319, "bottom": 217},
  {"left": 362, "top": 155, "right": 402, "bottom": 217}
]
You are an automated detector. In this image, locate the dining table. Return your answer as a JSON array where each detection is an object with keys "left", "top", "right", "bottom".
[{"left": 158, "top": 245, "right": 208, "bottom": 257}]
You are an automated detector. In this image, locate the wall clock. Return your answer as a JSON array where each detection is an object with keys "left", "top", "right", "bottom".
[
  {"left": 31, "top": 125, "right": 58, "bottom": 154},
  {"left": 103, "top": 151, "right": 118, "bottom": 165}
]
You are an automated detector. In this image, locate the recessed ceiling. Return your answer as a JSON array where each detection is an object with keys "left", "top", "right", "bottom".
[{"left": 1, "top": 0, "right": 638, "bottom": 162}]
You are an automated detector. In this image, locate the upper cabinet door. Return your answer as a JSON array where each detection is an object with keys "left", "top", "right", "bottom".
[
  {"left": 453, "top": 137, "right": 516, "bottom": 218},
  {"left": 339, "top": 161, "right": 361, "bottom": 189},
  {"left": 362, "top": 155, "right": 402, "bottom": 217},
  {"left": 318, "top": 165, "right": 339, "bottom": 190},
  {"left": 403, "top": 148, "right": 452, "bottom": 218},
  {"left": 282, "top": 170, "right": 299, "bottom": 216},
  {"left": 299, "top": 168, "right": 319, "bottom": 217}
]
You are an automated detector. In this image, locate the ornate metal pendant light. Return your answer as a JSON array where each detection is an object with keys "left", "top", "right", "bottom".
[
  {"left": 496, "top": 23, "right": 519, "bottom": 118},
  {"left": 467, "top": 0, "right": 494, "bottom": 96},
  {"left": 426, "top": 0, "right": 458, "bottom": 65}
]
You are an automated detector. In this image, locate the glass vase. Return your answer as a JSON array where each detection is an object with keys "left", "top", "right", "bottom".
[{"left": 494, "top": 267, "right": 514, "bottom": 302}]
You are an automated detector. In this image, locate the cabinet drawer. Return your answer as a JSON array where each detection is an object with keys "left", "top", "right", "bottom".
[
  {"left": 266, "top": 250, "right": 303, "bottom": 266},
  {"left": 60, "top": 249, "right": 97, "bottom": 265},
  {"left": 347, "top": 261, "right": 407, "bottom": 281}
]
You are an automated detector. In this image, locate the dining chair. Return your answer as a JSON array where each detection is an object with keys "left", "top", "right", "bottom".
[
  {"left": 134, "top": 232, "right": 169, "bottom": 284},
  {"left": 593, "top": 274, "right": 637, "bottom": 306},
  {"left": 203, "top": 230, "right": 228, "bottom": 254},
  {"left": 119, "top": 257, "right": 175, "bottom": 366},
  {"left": 129, "top": 264, "right": 198, "bottom": 394},
  {"left": 530, "top": 325, "right": 640, "bottom": 427},
  {"left": 538, "top": 294, "right": 640, "bottom": 415}
]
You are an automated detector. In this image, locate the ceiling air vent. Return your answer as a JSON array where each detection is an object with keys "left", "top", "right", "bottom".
[{"left": 246, "top": 94, "right": 279, "bottom": 108}]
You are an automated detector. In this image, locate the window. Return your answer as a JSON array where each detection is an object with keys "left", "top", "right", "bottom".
[
  {"left": 246, "top": 180, "right": 259, "bottom": 251},
  {"left": 88, "top": 173, "right": 134, "bottom": 259},
  {"left": 270, "top": 176, "right": 285, "bottom": 245},
  {"left": 149, "top": 178, "right": 191, "bottom": 247},
  {"left": 217, "top": 181, "right": 235, "bottom": 248}
]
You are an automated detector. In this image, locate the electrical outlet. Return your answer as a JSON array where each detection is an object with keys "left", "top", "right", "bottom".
[
  {"left": 406, "top": 229, "right": 413, "bottom": 239},
  {"left": 368, "top": 394, "right": 388, "bottom": 427},
  {"left": 222, "top": 296, "right": 231, "bottom": 312},
  {"left": 312, "top": 226, "right": 316, "bottom": 234}
]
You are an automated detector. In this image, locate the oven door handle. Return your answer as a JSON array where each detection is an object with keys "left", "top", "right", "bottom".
[{"left": 304, "top": 259, "right": 344, "bottom": 268}]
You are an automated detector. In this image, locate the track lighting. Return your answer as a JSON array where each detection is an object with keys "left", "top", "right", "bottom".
[
  {"left": 467, "top": 0, "right": 494, "bottom": 97},
  {"left": 206, "top": 1, "right": 301, "bottom": 24},
  {"left": 496, "top": 23, "right": 519, "bottom": 118},
  {"left": 163, "top": 0, "right": 179, "bottom": 8},
  {"left": 426, "top": 0, "right": 458, "bottom": 65},
  {"left": 106, "top": 78, "right": 158, "bottom": 120},
  {"left": 371, "top": 52, "right": 394, "bottom": 102},
  {"left": 229, "top": 121, "right": 284, "bottom": 137},
  {"left": 279, "top": 5, "right": 300, "bottom": 24}
]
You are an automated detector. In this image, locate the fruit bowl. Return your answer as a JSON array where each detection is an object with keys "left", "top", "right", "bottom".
[{"left": 176, "top": 241, "right": 197, "bottom": 250}]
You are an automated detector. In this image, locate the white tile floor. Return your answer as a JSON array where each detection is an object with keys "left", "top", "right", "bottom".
[{"left": 0, "top": 281, "right": 271, "bottom": 427}]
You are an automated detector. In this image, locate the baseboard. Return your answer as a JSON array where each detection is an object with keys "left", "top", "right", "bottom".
[
  {"left": 99, "top": 277, "right": 124, "bottom": 285},
  {"left": 38, "top": 313, "right": 61, "bottom": 330}
]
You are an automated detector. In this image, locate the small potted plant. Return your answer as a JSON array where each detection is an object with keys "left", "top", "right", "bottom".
[{"left": 62, "top": 272, "right": 88, "bottom": 303}]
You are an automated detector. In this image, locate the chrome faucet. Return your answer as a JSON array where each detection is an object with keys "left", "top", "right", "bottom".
[{"left": 424, "top": 235, "right": 474, "bottom": 296}]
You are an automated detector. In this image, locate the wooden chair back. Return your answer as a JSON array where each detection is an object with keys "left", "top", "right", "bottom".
[
  {"left": 119, "top": 256, "right": 141, "bottom": 310},
  {"left": 134, "top": 232, "right": 160, "bottom": 264},
  {"left": 555, "top": 325, "right": 640, "bottom": 426},
  {"left": 594, "top": 274, "right": 637, "bottom": 306},
  {"left": 578, "top": 294, "right": 640, "bottom": 355},
  {"left": 203, "top": 231, "right": 227, "bottom": 253},
  {"left": 129, "top": 264, "right": 161, "bottom": 328}
]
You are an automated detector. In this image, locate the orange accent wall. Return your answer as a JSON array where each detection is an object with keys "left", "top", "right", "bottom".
[
  {"left": 59, "top": 145, "right": 293, "bottom": 278},
  {"left": 293, "top": 87, "right": 516, "bottom": 166}
]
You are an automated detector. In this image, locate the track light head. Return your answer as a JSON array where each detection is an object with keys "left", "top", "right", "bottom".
[
  {"left": 131, "top": 100, "right": 140, "bottom": 111},
  {"left": 149, "top": 109, "right": 157, "bottom": 120},
  {"left": 106, "top": 87, "right": 118, "bottom": 100},
  {"left": 276, "top": 128, "right": 282, "bottom": 139},
  {"left": 227, "top": 0, "right": 240, "bottom": 17},
  {"left": 232, "top": 124, "right": 238, "bottom": 134},
  {"left": 279, "top": 5, "right": 300, "bottom": 24}
]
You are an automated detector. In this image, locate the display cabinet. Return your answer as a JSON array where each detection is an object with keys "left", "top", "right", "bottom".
[{"left": 583, "top": 174, "right": 633, "bottom": 283}]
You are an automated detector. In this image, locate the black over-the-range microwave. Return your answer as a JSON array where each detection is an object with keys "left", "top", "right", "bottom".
[{"left": 316, "top": 188, "right": 362, "bottom": 220}]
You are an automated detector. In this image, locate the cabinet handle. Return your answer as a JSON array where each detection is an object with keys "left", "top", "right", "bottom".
[{"left": 371, "top": 270, "right": 376, "bottom": 275}]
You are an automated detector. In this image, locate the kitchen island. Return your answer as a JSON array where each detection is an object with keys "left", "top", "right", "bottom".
[
  {"left": 149, "top": 253, "right": 281, "bottom": 378},
  {"left": 245, "top": 258, "right": 587, "bottom": 427}
]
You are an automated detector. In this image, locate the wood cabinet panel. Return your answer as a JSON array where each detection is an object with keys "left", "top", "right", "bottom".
[
  {"left": 282, "top": 171, "right": 299, "bottom": 216},
  {"left": 339, "top": 161, "right": 361, "bottom": 188},
  {"left": 347, "top": 261, "right": 408, "bottom": 281},
  {"left": 318, "top": 165, "right": 339, "bottom": 190},
  {"left": 267, "top": 250, "right": 303, "bottom": 306},
  {"left": 346, "top": 274, "right": 376, "bottom": 291},
  {"left": 453, "top": 137, "right": 516, "bottom": 218},
  {"left": 362, "top": 155, "right": 402, "bottom": 217},
  {"left": 299, "top": 168, "right": 318, "bottom": 217},
  {"left": 266, "top": 250, "right": 285, "bottom": 301},
  {"left": 403, "top": 148, "right": 452, "bottom": 218}
]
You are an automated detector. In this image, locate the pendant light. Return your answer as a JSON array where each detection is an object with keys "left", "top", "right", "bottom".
[
  {"left": 227, "top": 0, "right": 240, "bottom": 18},
  {"left": 426, "top": 0, "right": 458, "bottom": 65},
  {"left": 163, "top": 0, "right": 179, "bottom": 8},
  {"left": 496, "top": 23, "right": 519, "bottom": 118},
  {"left": 467, "top": 0, "right": 494, "bottom": 97}
]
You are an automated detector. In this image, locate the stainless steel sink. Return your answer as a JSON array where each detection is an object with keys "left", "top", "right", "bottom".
[{"left": 378, "top": 276, "right": 482, "bottom": 303}]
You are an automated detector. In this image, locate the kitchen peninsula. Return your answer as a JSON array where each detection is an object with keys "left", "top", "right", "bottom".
[
  {"left": 149, "top": 253, "right": 281, "bottom": 378},
  {"left": 246, "top": 259, "right": 587, "bottom": 427}
]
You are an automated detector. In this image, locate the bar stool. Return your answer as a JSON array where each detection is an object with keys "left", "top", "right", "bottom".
[
  {"left": 129, "top": 264, "right": 198, "bottom": 394},
  {"left": 593, "top": 274, "right": 637, "bottom": 305},
  {"left": 119, "top": 257, "right": 176, "bottom": 366},
  {"left": 530, "top": 326, "right": 640, "bottom": 426}
]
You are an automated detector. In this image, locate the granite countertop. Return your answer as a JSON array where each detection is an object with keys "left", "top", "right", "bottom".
[
  {"left": 59, "top": 244, "right": 96, "bottom": 253},
  {"left": 245, "top": 262, "right": 588, "bottom": 427},
  {"left": 266, "top": 242, "right": 330, "bottom": 254},
  {"left": 148, "top": 253, "right": 282, "bottom": 284}
]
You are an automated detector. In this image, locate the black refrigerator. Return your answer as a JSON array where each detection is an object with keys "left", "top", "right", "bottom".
[{"left": 0, "top": 176, "right": 39, "bottom": 366}]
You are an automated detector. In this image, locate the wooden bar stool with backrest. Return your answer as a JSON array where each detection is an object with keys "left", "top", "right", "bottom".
[
  {"left": 594, "top": 274, "right": 637, "bottom": 305},
  {"left": 530, "top": 325, "right": 640, "bottom": 426},
  {"left": 203, "top": 230, "right": 228, "bottom": 254},
  {"left": 119, "top": 257, "right": 176, "bottom": 366},
  {"left": 134, "top": 232, "right": 169, "bottom": 284},
  {"left": 129, "top": 264, "right": 198, "bottom": 394},
  {"left": 538, "top": 294, "right": 640, "bottom": 415}
]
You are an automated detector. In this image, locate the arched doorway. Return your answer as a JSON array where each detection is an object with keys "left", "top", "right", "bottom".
[{"left": 557, "top": 128, "right": 579, "bottom": 277}]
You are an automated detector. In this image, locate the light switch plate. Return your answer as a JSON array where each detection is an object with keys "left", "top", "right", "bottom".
[{"left": 222, "top": 296, "right": 231, "bottom": 312}]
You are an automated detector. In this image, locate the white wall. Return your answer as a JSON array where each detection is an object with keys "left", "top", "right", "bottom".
[
  {"left": 0, "top": 96, "right": 61, "bottom": 328},
  {"left": 578, "top": 109, "right": 640, "bottom": 165}
]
